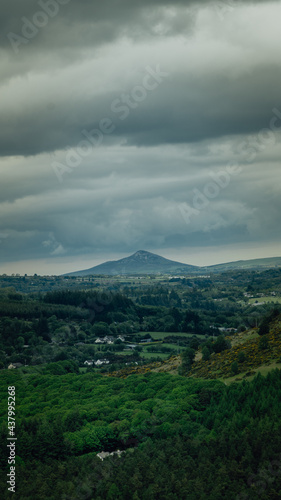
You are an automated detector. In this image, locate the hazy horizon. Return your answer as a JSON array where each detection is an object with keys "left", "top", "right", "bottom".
[{"left": 1, "top": 242, "right": 281, "bottom": 276}]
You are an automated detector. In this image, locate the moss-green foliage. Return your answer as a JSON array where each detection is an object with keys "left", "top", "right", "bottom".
[
  {"left": 202, "top": 346, "right": 211, "bottom": 361},
  {"left": 231, "top": 361, "right": 239, "bottom": 375},
  {"left": 258, "top": 335, "right": 269, "bottom": 351},
  {"left": 1, "top": 368, "right": 281, "bottom": 498},
  {"left": 180, "top": 347, "right": 196, "bottom": 374},
  {"left": 213, "top": 335, "right": 231, "bottom": 354},
  {"left": 238, "top": 351, "right": 246, "bottom": 363}
]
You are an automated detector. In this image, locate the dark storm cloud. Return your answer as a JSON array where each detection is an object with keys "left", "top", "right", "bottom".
[
  {"left": 0, "top": 62, "right": 280, "bottom": 157},
  {"left": 1, "top": 0, "right": 272, "bottom": 53},
  {"left": 1, "top": 0, "right": 197, "bottom": 51},
  {"left": 0, "top": 0, "right": 271, "bottom": 29},
  {"left": 1, "top": 0, "right": 280, "bottom": 157},
  {"left": 116, "top": 65, "right": 281, "bottom": 146}
]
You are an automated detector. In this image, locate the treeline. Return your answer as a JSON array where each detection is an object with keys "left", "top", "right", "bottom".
[
  {"left": 0, "top": 297, "right": 87, "bottom": 320},
  {"left": 43, "top": 289, "right": 133, "bottom": 311}
]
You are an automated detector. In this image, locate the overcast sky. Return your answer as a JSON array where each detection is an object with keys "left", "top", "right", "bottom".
[{"left": 1, "top": 0, "right": 281, "bottom": 275}]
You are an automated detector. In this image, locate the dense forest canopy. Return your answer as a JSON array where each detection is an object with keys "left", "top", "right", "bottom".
[{"left": 1, "top": 368, "right": 281, "bottom": 498}]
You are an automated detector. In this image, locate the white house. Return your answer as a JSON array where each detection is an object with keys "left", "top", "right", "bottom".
[
  {"left": 94, "top": 359, "right": 110, "bottom": 366},
  {"left": 95, "top": 338, "right": 105, "bottom": 344},
  {"left": 97, "top": 449, "right": 123, "bottom": 461}
]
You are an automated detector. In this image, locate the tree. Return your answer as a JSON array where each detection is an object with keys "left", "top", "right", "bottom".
[
  {"left": 258, "top": 319, "right": 269, "bottom": 336},
  {"left": 258, "top": 336, "right": 269, "bottom": 351},
  {"left": 213, "top": 335, "right": 230, "bottom": 354},
  {"left": 182, "top": 310, "right": 200, "bottom": 333},
  {"left": 36, "top": 316, "right": 51, "bottom": 342},
  {"left": 258, "top": 308, "right": 280, "bottom": 335},
  {"left": 169, "top": 307, "right": 182, "bottom": 330},
  {"left": 231, "top": 361, "right": 239, "bottom": 375},
  {"left": 92, "top": 322, "right": 111, "bottom": 336},
  {"left": 181, "top": 348, "right": 195, "bottom": 373},
  {"left": 189, "top": 336, "right": 200, "bottom": 350},
  {"left": 106, "top": 484, "right": 122, "bottom": 500},
  {"left": 238, "top": 351, "right": 246, "bottom": 363},
  {"left": 202, "top": 346, "right": 211, "bottom": 361},
  {"left": 16, "top": 336, "right": 25, "bottom": 351}
]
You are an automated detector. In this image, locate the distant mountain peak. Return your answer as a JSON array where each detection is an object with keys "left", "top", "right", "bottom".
[
  {"left": 130, "top": 250, "right": 164, "bottom": 261},
  {"left": 64, "top": 250, "right": 198, "bottom": 276},
  {"left": 133, "top": 250, "right": 151, "bottom": 257}
]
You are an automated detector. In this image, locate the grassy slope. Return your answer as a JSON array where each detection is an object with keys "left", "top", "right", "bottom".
[
  {"left": 208, "top": 256, "right": 281, "bottom": 271},
  {"left": 109, "top": 317, "right": 281, "bottom": 382},
  {"left": 187, "top": 321, "right": 281, "bottom": 380},
  {"left": 248, "top": 296, "right": 281, "bottom": 304}
]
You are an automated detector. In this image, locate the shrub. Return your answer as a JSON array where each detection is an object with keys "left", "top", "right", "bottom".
[
  {"left": 238, "top": 352, "right": 246, "bottom": 363},
  {"left": 231, "top": 361, "right": 239, "bottom": 375},
  {"left": 202, "top": 346, "right": 211, "bottom": 361},
  {"left": 258, "top": 336, "right": 269, "bottom": 351},
  {"left": 213, "top": 335, "right": 230, "bottom": 354},
  {"left": 181, "top": 348, "right": 195, "bottom": 373},
  {"left": 258, "top": 320, "right": 269, "bottom": 336}
]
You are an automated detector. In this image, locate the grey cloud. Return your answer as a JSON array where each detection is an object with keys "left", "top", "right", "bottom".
[
  {"left": 1, "top": 0, "right": 271, "bottom": 56},
  {"left": 0, "top": 142, "right": 280, "bottom": 264},
  {"left": 120, "top": 65, "right": 281, "bottom": 146},
  {"left": 0, "top": 63, "right": 280, "bottom": 157},
  {"left": 1, "top": 0, "right": 197, "bottom": 52}
]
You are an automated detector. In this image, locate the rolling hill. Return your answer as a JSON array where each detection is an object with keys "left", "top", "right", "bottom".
[{"left": 204, "top": 256, "right": 281, "bottom": 272}]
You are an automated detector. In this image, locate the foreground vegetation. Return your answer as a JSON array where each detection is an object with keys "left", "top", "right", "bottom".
[
  {"left": 1, "top": 270, "right": 281, "bottom": 498},
  {"left": 1, "top": 367, "right": 281, "bottom": 499}
]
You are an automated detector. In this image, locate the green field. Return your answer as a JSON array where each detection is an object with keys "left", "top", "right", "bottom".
[
  {"left": 248, "top": 296, "right": 281, "bottom": 304},
  {"left": 79, "top": 367, "right": 88, "bottom": 373},
  {"left": 159, "top": 342, "right": 182, "bottom": 350},
  {"left": 141, "top": 331, "right": 206, "bottom": 340},
  {"left": 139, "top": 351, "right": 169, "bottom": 359},
  {"left": 104, "top": 350, "right": 137, "bottom": 357}
]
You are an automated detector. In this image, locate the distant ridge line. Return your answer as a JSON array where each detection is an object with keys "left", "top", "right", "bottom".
[{"left": 63, "top": 251, "right": 281, "bottom": 276}]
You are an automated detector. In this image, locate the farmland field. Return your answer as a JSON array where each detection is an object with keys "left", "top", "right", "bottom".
[
  {"left": 141, "top": 331, "right": 206, "bottom": 340},
  {"left": 248, "top": 296, "right": 281, "bottom": 304}
]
